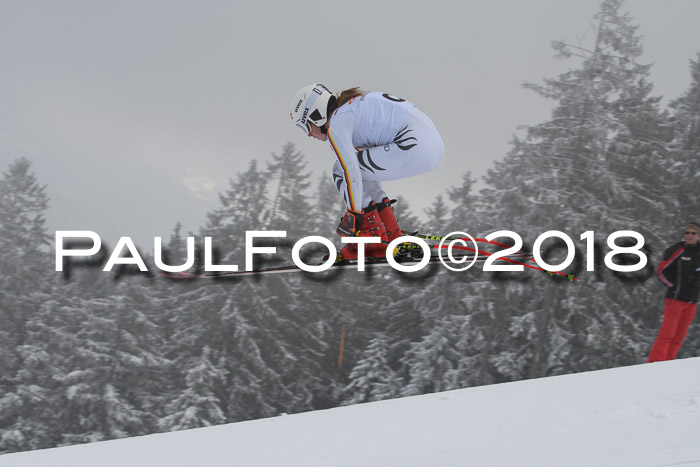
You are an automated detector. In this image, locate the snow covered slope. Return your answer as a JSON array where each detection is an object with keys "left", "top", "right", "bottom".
[{"left": 3, "top": 358, "right": 700, "bottom": 467}]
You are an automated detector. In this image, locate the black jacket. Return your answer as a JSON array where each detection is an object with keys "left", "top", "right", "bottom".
[{"left": 657, "top": 242, "right": 700, "bottom": 303}]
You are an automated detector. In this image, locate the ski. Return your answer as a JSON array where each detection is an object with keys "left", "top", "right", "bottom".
[
  {"left": 405, "top": 230, "right": 578, "bottom": 282},
  {"left": 160, "top": 252, "right": 508, "bottom": 279},
  {"left": 160, "top": 234, "right": 576, "bottom": 281}
]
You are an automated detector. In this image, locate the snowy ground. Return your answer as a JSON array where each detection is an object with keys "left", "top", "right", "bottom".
[{"left": 2, "top": 358, "right": 700, "bottom": 467}]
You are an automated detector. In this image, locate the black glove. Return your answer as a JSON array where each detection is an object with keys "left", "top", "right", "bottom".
[{"left": 337, "top": 209, "right": 363, "bottom": 237}]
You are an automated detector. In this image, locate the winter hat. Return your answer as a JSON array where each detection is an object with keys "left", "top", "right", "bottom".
[{"left": 684, "top": 222, "right": 700, "bottom": 233}]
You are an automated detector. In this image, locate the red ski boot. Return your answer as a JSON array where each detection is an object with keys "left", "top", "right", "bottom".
[
  {"left": 376, "top": 198, "right": 403, "bottom": 243},
  {"left": 337, "top": 203, "right": 388, "bottom": 260}
]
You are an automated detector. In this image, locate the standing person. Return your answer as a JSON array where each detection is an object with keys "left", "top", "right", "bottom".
[
  {"left": 289, "top": 84, "right": 444, "bottom": 260},
  {"left": 648, "top": 222, "right": 700, "bottom": 362}
]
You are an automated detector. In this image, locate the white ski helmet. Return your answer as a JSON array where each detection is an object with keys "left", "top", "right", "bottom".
[{"left": 289, "top": 83, "right": 334, "bottom": 134}]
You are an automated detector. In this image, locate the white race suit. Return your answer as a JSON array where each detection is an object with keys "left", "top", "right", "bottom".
[{"left": 327, "top": 92, "right": 444, "bottom": 211}]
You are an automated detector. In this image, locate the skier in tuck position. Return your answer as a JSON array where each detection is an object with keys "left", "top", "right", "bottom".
[{"left": 289, "top": 84, "right": 445, "bottom": 260}]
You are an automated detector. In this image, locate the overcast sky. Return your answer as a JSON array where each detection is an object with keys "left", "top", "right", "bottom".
[{"left": 1, "top": 0, "right": 699, "bottom": 250}]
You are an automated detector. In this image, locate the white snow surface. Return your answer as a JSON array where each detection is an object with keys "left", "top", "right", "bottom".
[{"left": 3, "top": 358, "right": 700, "bottom": 467}]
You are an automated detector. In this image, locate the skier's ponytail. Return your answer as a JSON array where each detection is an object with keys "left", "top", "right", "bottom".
[{"left": 335, "top": 87, "right": 366, "bottom": 109}]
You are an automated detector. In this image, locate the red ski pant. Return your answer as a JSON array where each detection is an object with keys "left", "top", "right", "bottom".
[{"left": 647, "top": 298, "right": 697, "bottom": 362}]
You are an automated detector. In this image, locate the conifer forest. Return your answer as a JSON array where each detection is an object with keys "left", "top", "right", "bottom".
[{"left": 1, "top": 0, "right": 700, "bottom": 453}]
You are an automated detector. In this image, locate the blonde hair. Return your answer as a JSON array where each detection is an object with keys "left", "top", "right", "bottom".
[{"left": 335, "top": 87, "right": 366, "bottom": 108}]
